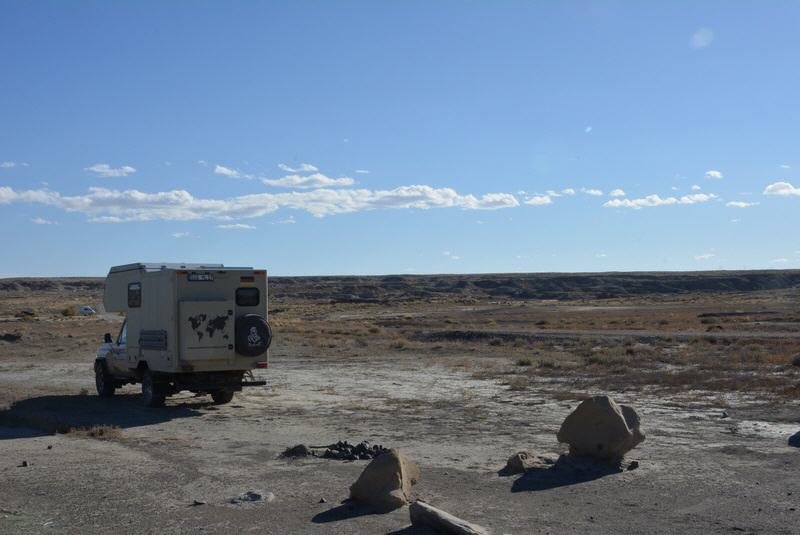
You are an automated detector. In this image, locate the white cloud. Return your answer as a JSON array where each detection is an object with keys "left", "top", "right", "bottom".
[
  {"left": 0, "top": 187, "right": 62, "bottom": 206},
  {"left": 1, "top": 162, "right": 16, "bottom": 169},
  {"left": 197, "top": 160, "right": 207, "bottom": 166},
  {"left": 771, "top": 258, "right": 789, "bottom": 264},
  {"left": 582, "top": 188, "right": 603, "bottom": 196},
  {"left": 584, "top": 126, "right": 593, "bottom": 133},
  {"left": 442, "top": 251, "right": 460, "bottom": 260},
  {"left": 690, "top": 27, "right": 714, "bottom": 49},
  {"left": 278, "top": 163, "right": 319, "bottom": 173},
  {"left": 524, "top": 195, "right": 553, "bottom": 206},
  {"left": 603, "top": 193, "right": 717, "bottom": 209},
  {"left": 31, "top": 217, "right": 56, "bottom": 225},
  {"left": 694, "top": 253, "right": 715, "bottom": 261},
  {"left": 354, "top": 169, "right": 370, "bottom": 174},
  {"left": 780, "top": 164, "right": 791, "bottom": 169},
  {"left": 730, "top": 218, "right": 740, "bottom": 223},
  {"left": 546, "top": 190, "right": 562, "bottom": 197},
  {"left": 0, "top": 184, "right": 520, "bottom": 221},
  {"left": 705, "top": 170, "right": 723, "bottom": 179},
  {"left": 214, "top": 164, "right": 245, "bottom": 179},
  {"left": 726, "top": 201, "right": 759, "bottom": 208},
  {"left": 85, "top": 163, "right": 136, "bottom": 177},
  {"left": 595, "top": 253, "right": 608, "bottom": 258},
  {"left": 450, "top": 255, "right": 460, "bottom": 261},
  {"left": 691, "top": 184, "right": 702, "bottom": 191},
  {"left": 263, "top": 173, "right": 355, "bottom": 189},
  {"left": 172, "top": 232, "right": 190, "bottom": 238},
  {"left": 274, "top": 216, "right": 296, "bottom": 225},
  {"left": 218, "top": 223, "right": 256, "bottom": 230},
  {"left": 609, "top": 189, "right": 625, "bottom": 197},
  {"left": 561, "top": 188, "right": 576, "bottom": 195},
  {"left": 764, "top": 181, "right": 800, "bottom": 196}
]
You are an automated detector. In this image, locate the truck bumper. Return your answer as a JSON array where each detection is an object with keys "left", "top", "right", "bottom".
[{"left": 241, "top": 380, "right": 266, "bottom": 387}]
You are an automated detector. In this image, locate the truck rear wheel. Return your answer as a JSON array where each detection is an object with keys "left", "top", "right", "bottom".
[
  {"left": 210, "top": 390, "right": 234, "bottom": 405},
  {"left": 94, "top": 361, "right": 116, "bottom": 398},
  {"left": 141, "top": 369, "right": 166, "bottom": 408}
]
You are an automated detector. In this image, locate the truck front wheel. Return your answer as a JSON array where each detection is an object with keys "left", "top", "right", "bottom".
[
  {"left": 94, "top": 361, "right": 116, "bottom": 398},
  {"left": 141, "top": 369, "right": 166, "bottom": 408},
  {"left": 210, "top": 390, "right": 234, "bottom": 405}
]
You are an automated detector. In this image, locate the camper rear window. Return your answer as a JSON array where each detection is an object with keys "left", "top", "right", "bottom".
[
  {"left": 236, "top": 287, "right": 259, "bottom": 307},
  {"left": 128, "top": 282, "right": 141, "bottom": 307}
]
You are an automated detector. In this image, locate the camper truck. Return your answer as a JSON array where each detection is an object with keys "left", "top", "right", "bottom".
[{"left": 95, "top": 263, "right": 272, "bottom": 407}]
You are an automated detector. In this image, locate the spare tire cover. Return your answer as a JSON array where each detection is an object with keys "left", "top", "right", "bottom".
[{"left": 235, "top": 314, "right": 272, "bottom": 357}]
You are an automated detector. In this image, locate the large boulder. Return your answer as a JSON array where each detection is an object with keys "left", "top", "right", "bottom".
[
  {"left": 349, "top": 449, "right": 420, "bottom": 511},
  {"left": 556, "top": 396, "right": 645, "bottom": 459},
  {"left": 789, "top": 431, "right": 800, "bottom": 448}
]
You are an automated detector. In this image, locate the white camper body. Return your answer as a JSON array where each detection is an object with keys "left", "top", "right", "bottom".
[{"left": 95, "top": 263, "right": 272, "bottom": 406}]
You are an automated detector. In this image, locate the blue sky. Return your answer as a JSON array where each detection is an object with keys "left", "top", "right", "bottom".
[{"left": 1, "top": 1, "right": 799, "bottom": 276}]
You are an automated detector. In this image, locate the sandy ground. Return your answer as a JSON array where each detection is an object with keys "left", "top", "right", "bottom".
[{"left": 1, "top": 276, "right": 799, "bottom": 534}]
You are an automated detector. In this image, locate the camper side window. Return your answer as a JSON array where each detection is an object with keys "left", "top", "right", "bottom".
[
  {"left": 128, "top": 282, "right": 142, "bottom": 307},
  {"left": 236, "top": 287, "right": 259, "bottom": 307}
]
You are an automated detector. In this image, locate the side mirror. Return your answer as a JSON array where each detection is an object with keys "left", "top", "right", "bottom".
[{"left": 104, "top": 333, "right": 112, "bottom": 344}]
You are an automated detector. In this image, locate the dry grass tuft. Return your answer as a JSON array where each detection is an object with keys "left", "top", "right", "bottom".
[
  {"left": 505, "top": 375, "right": 529, "bottom": 391},
  {"left": 67, "top": 425, "right": 123, "bottom": 440}
]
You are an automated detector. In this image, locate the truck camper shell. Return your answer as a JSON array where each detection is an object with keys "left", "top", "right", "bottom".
[{"left": 96, "top": 262, "right": 271, "bottom": 406}]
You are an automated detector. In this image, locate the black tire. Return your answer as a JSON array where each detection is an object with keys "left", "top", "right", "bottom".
[
  {"left": 235, "top": 314, "right": 272, "bottom": 357},
  {"left": 210, "top": 390, "right": 234, "bottom": 405},
  {"left": 141, "top": 369, "right": 166, "bottom": 408},
  {"left": 94, "top": 361, "right": 116, "bottom": 398}
]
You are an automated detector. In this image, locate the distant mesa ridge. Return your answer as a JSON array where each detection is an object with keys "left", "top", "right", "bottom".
[{"left": 2, "top": 271, "right": 800, "bottom": 302}]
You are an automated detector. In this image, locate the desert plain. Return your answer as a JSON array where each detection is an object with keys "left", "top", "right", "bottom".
[{"left": 1, "top": 271, "right": 799, "bottom": 534}]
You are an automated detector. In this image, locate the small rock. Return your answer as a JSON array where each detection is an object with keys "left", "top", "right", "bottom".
[
  {"left": 319, "top": 498, "right": 327, "bottom": 504},
  {"left": 281, "top": 444, "right": 313, "bottom": 458},
  {"left": 409, "top": 500, "right": 489, "bottom": 535},
  {"left": 323, "top": 440, "right": 389, "bottom": 461},
  {"left": 230, "top": 490, "right": 273, "bottom": 504},
  {"left": 46, "top": 445, "right": 52, "bottom": 450},
  {"left": 627, "top": 460, "right": 640, "bottom": 471},
  {"left": 789, "top": 431, "right": 800, "bottom": 448},
  {"left": 191, "top": 500, "right": 206, "bottom": 506},
  {"left": 502, "top": 451, "right": 557, "bottom": 474},
  {"left": 721, "top": 411, "right": 729, "bottom": 419},
  {"left": 19, "top": 461, "right": 28, "bottom": 467}
]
